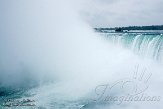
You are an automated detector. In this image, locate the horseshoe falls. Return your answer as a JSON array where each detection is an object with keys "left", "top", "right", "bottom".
[
  {"left": 0, "top": 0, "right": 163, "bottom": 109},
  {"left": 99, "top": 32, "right": 163, "bottom": 62}
]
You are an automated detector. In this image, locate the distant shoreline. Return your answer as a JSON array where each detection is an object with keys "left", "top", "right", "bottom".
[{"left": 94, "top": 25, "right": 163, "bottom": 31}]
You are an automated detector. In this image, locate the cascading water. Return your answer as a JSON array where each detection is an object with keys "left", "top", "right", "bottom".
[
  {"left": 0, "top": 0, "right": 163, "bottom": 109},
  {"left": 100, "top": 33, "right": 163, "bottom": 61}
]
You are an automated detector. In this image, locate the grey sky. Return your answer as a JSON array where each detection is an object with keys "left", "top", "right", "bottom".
[
  {"left": 79, "top": 0, "right": 163, "bottom": 27},
  {"left": 0, "top": 0, "right": 163, "bottom": 28}
]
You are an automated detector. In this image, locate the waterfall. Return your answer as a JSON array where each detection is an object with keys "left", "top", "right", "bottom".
[
  {"left": 0, "top": 0, "right": 163, "bottom": 109},
  {"left": 101, "top": 33, "right": 163, "bottom": 61}
]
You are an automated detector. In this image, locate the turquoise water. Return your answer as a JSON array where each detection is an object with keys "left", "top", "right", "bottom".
[
  {"left": 0, "top": 32, "right": 163, "bottom": 109},
  {"left": 99, "top": 32, "right": 163, "bottom": 61}
]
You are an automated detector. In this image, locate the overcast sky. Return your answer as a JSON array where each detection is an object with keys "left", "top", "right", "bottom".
[
  {"left": 0, "top": 0, "right": 163, "bottom": 28},
  {"left": 79, "top": 0, "right": 163, "bottom": 27}
]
